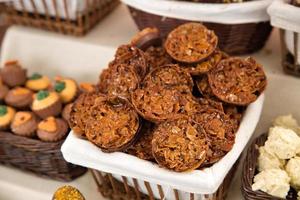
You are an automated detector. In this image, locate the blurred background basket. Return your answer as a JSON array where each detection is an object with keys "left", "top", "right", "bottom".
[
  {"left": 241, "top": 133, "right": 284, "bottom": 200},
  {"left": 90, "top": 159, "right": 240, "bottom": 200},
  {"left": 125, "top": 2, "right": 272, "bottom": 55},
  {"left": 0, "top": 131, "right": 87, "bottom": 181},
  {"left": 2, "top": 0, "right": 119, "bottom": 36}
]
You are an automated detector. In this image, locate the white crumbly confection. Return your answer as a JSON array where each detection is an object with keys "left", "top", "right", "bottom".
[
  {"left": 265, "top": 126, "right": 300, "bottom": 159},
  {"left": 273, "top": 114, "right": 300, "bottom": 136},
  {"left": 252, "top": 169, "right": 291, "bottom": 199},
  {"left": 258, "top": 146, "right": 286, "bottom": 172},
  {"left": 286, "top": 156, "right": 300, "bottom": 190}
]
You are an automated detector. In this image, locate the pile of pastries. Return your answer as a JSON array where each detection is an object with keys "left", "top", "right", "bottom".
[
  {"left": 252, "top": 115, "right": 300, "bottom": 199},
  {"left": 0, "top": 60, "right": 95, "bottom": 142},
  {"left": 69, "top": 23, "right": 267, "bottom": 172}
]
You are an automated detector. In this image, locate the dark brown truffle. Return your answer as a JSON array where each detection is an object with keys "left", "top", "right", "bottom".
[{"left": 1, "top": 60, "right": 27, "bottom": 87}]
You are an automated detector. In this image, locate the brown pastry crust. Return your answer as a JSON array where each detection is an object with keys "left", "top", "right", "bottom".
[
  {"left": 126, "top": 121, "right": 155, "bottom": 160},
  {"left": 152, "top": 116, "right": 208, "bottom": 172},
  {"left": 198, "top": 98, "right": 224, "bottom": 112},
  {"left": 1, "top": 60, "right": 27, "bottom": 87},
  {"left": 208, "top": 57, "right": 267, "bottom": 106},
  {"left": 193, "top": 109, "right": 236, "bottom": 166},
  {"left": 132, "top": 85, "right": 200, "bottom": 123},
  {"left": 37, "top": 117, "right": 68, "bottom": 142},
  {"left": 182, "top": 50, "right": 228, "bottom": 75},
  {"left": 130, "top": 27, "right": 161, "bottom": 51},
  {"left": 224, "top": 105, "right": 244, "bottom": 132},
  {"left": 144, "top": 46, "right": 173, "bottom": 70},
  {"left": 143, "top": 64, "right": 194, "bottom": 91},
  {"left": 165, "top": 23, "right": 218, "bottom": 63},
  {"left": 11, "top": 111, "right": 38, "bottom": 137},
  {"left": 5, "top": 87, "right": 33, "bottom": 109},
  {"left": 112, "top": 45, "right": 148, "bottom": 79},
  {"left": 62, "top": 103, "right": 73, "bottom": 123},
  {"left": 69, "top": 92, "right": 103, "bottom": 138},
  {"left": 98, "top": 64, "right": 139, "bottom": 100},
  {"left": 85, "top": 96, "right": 140, "bottom": 152}
]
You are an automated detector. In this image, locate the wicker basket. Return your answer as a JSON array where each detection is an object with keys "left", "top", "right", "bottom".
[
  {"left": 280, "top": 29, "right": 300, "bottom": 77},
  {"left": 0, "top": 131, "right": 87, "bottom": 181},
  {"left": 3, "top": 0, "right": 119, "bottom": 36},
  {"left": 90, "top": 159, "right": 240, "bottom": 200},
  {"left": 241, "top": 133, "right": 298, "bottom": 200},
  {"left": 126, "top": 6, "right": 272, "bottom": 55}
]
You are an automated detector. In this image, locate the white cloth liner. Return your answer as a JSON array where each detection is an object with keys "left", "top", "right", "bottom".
[
  {"left": 61, "top": 94, "right": 264, "bottom": 198},
  {"left": 121, "top": 0, "right": 272, "bottom": 24},
  {"left": 267, "top": 0, "right": 300, "bottom": 63},
  {"left": 10, "top": 0, "right": 86, "bottom": 20}
]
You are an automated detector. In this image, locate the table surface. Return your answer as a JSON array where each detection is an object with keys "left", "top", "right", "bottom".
[{"left": 0, "top": 4, "right": 300, "bottom": 200}]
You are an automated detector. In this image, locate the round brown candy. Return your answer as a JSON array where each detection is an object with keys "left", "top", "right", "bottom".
[
  {"left": 132, "top": 85, "right": 200, "bottom": 123},
  {"left": 143, "top": 64, "right": 194, "bottom": 91},
  {"left": 164, "top": 23, "right": 218, "bottom": 63},
  {"left": 112, "top": 44, "right": 148, "bottom": 79},
  {"left": 85, "top": 96, "right": 140, "bottom": 152},
  {"left": 144, "top": 46, "right": 173, "bottom": 70},
  {"left": 208, "top": 57, "right": 267, "bottom": 106},
  {"left": 130, "top": 27, "right": 162, "bottom": 51},
  {"left": 152, "top": 116, "right": 208, "bottom": 172},
  {"left": 193, "top": 109, "right": 236, "bottom": 165},
  {"left": 69, "top": 92, "right": 105, "bottom": 138},
  {"left": 97, "top": 64, "right": 139, "bottom": 100},
  {"left": 126, "top": 121, "right": 155, "bottom": 160},
  {"left": 183, "top": 50, "right": 228, "bottom": 75}
]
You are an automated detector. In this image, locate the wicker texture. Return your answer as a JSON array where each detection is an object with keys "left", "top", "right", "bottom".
[
  {"left": 0, "top": 131, "right": 87, "bottom": 181},
  {"left": 3, "top": 0, "right": 119, "bottom": 36},
  {"left": 127, "top": 6, "right": 272, "bottom": 55},
  {"left": 91, "top": 159, "right": 240, "bottom": 200},
  {"left": 241, "top": 133, "right": 286, "bottom": 200},
  {"left": 280, "top": 29, "right": 300, "bottom": 77}
]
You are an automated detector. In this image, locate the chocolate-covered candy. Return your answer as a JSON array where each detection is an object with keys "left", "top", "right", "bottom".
[
  {"left": 152, "top": 116, "right": 208, "bottom": 172},
  {"left": 131, "top": 27, "right": 162, "bottom": 51},
  {"left": 37, "top": 117, "right": 68, "bottom": 142},
  {"left": 208, "top": 57, "right": 267, "bottom": 105},
  {"left": 165, "top": 23, "right": 218, "bottom": 63},
  {"left": 98, "top": 64, "right": 139, "bottom": 100},
  {"left": 1, "top": 60, "right": 27, "bottom": 87},
  {"left": 5, "top": 87, "right": 33, "bottom": 109},
  {"left": 85, "top": 96, "right": 140, "bottom": 152}
]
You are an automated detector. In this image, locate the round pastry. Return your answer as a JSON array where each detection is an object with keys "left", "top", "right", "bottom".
[
  {"left": 79, "top": 82, "right": 96, "bottom": 93},
  {"left": 37, "top": 117, "right": 68, "bottom": 142},
  {"left": 11, "top": 111, "right": 38, "bottom": 137},
  {"left": 164, "top": 23, "right": 218, "bottom": 63},
  {"left": 126, "top": 122, "right": 155, "bottom": 160},
  {"left": 98, "top": 64, "right": 139, "bottom": 99},
  {"left": 0, "top": 79, "right": 9, "bottom": 101},
  {"left": 183, "top": 50, "right": 228, "bottom": 75},
  {"left": 144, "top": 46, "right": 173, "bottom": 70},
  {"left": 62, "top": 103, "right": 73, "bottom": 123},
  {"left": 52, "top": 185, "right": 85, "bottom": 200},
  {"left": 85, "top": 96, "right": 140, "bottom": 152},
  {"left": 5, "top": 87, "right": 33, "bottom": 108},
  {"left": 0, "top": 105, "right": 16, "bottom": 130},
  {"left": 208, "top": 57, "right": 267, "bottom": 105},
  {"left": 1, "top": 60, "right": 27, "bottom": 87},
  {"left": 152, "top": 116, "right": 208, "bottom": 172},
  {"left": 142, "top": 64, "right": 194, "bottom": 91},
  {"left": 54, "top": 77, "right": 78, "bottom": 104},
  {"left": 112, "top": 44, "right": 148, "bottom": 79},
  {"left": 132, "top": 85, "right": 200, "bottom": 123},
  {"left": 69, "top": 92, "right": 104, "bottom": 138},
  {"left": 25, "top": 73, "right": 50, "bottom": 91},
  {"left": 130, "top": 27, "right": 161, "bottom": 51},
  {"left": 193, "top": 109, "right": 236, "bottom": 165},
  {"left": 31, "top": 90, "right": 62, "bottom": 119}
]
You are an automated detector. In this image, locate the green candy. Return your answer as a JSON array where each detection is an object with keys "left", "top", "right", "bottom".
[
  {"left": 29, "top": 73, "right": 42, "bottom": 80},
  {"left": 54, "top": 81, "right": 66, "bottom": 93},
  {"left": 0, "top": 105, "right": 7, "bottom": 116},
  {"left": 37, "top": 90, "right": 49, "bottom": 101}
]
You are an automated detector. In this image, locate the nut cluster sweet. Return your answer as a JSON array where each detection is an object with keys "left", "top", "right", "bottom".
[{"left": 70, "top": 23, "right": 266, "bottom": 172}]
